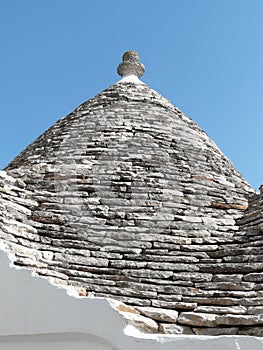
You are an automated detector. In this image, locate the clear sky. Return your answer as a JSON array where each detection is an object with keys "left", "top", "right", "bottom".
[{"left": 0, "top": 0, "right": 262, "bottom": 189}]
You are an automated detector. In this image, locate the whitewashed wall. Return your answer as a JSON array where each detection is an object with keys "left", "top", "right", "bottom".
[
  {"left": 0, "top": 339, "right": 112, "bottom": 350},
  {"left": 0, "top": 248, "right": 262, "bottom": 350}
]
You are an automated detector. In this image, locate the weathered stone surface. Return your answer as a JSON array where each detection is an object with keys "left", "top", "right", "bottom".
[
  {"left": 193, "top": 327, "right": 238, "bottom": 336},
  {"left": 238, "top": 327, "right": 263, "bottom": 337},
  {"left": 114, "top": 301, "right": 139, "bottom": 314},
  {"left": 136, "top": 306, "right": 178, "bottom": 323},
  {"left": 244, "top": 273, "right": 263, "bottom": 282},
  {"left": 173, "top": 272, "right": 213, "bottom": 282},
  {"left": 211, "top": 202, "right": 247, "bottom": 210},
  {"left": 195, "top": 281, "right": 255, "bottom": 291},
  {"left": 239, "top": 297, "right": 263, "bottom": 306},
  {"left": 213, "top": 274, "right": 243, "bottom": 283},
  {"left": 177, "top": 312, "right": 218, "bottom": 327},
  {"left": 194, "top": 305, "right": 247, "bottom": 315},
  {"left": 216, "top": 314, "right": 263, "bottom": 326},
  {"left": 248, "top": 306, "right": 263, "bottom": 314},
  {"left": 118, "top": 310, "right": 159, "bottom": 333},
  {"left": 159, "top": 323, "right": 193, "bottom": 334}
]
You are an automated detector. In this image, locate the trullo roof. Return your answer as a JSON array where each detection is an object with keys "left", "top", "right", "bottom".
[{"left": 1, "top": 51, "right": 262, "bottom": 336}]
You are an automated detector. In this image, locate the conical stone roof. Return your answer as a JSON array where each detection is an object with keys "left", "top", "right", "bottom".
[{"left": 1, "top": 51, "right": 263, "bottom": 336}]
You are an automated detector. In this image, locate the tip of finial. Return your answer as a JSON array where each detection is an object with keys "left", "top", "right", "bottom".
[{"left": 117, "top": 50, "right": 145, "bottom": 78}]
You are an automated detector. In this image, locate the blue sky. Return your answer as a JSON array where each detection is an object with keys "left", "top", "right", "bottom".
[{"left": 1, "top": 0, "right": 262, "bottom": 189}]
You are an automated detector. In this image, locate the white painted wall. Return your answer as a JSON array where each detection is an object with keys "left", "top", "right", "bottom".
[
  {"left": 1, "top": 343, "right": 107, "bottom": 350},
  {"left": 0, "top": 339, "right": 112, "bottom": 350},
  {"left": 0, "top": 247, "right": 262, "bottom": 350}
]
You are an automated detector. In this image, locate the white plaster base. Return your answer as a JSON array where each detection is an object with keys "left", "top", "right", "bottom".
[{"left": 0, "top": 248, "right": 262, "bottom": 350}]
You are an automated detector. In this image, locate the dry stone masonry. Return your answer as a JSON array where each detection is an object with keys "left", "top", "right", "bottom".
[{"left": 1, "top": 51, "right": 263, "bottom": 336}]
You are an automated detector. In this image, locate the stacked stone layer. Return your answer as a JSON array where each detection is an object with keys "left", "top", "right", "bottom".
[{"left": 1, "top": 81, "right": 263, "bottom": 335}]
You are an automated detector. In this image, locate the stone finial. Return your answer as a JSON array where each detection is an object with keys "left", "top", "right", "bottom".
[{"left": 117, "top": 50, "right": 145, "bottom": 78}]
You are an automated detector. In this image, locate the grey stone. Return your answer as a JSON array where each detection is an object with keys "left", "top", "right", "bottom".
[
  {"left": 178, "top": 312, "right": 218, "bottom": 327},
  {"left": 159, "top": 323, "right": 193, "bottom": 334},
  {"left": 194, "top": 305, "right": 247, "bottom": 315},
  {"left": 195, "top": 281, "right": 255, "bottom": 291},
  {"left": 151, "top": 300, "right": 196, "bottom": 310},
  {"left": 216, "top": 314, "right": 263, "bottom": 326},
  {"left": 248, "top": 306, "right": 263, "bottom": 314},
  {"left": 193, "top": 327, "right": 238, "bottom": 336},
  {"left": 238, "top": 327, "right": 263, "bottom": 337},
  {"left": 213, "top": 274, "right": 243, "bottom": 283},
  {"left": 136, "top": 306, "right": 178, "bottom": 323},
  {"left": 244, "top": 272, "right": 263, "bottom": 282},
  {"left": 119, "top": 311, "right": 159, "bottom": 333}
]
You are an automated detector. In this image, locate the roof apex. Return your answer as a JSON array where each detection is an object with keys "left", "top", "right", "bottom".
[{"left": 117, "top": 50, "right": 145, "bottom": 78}]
